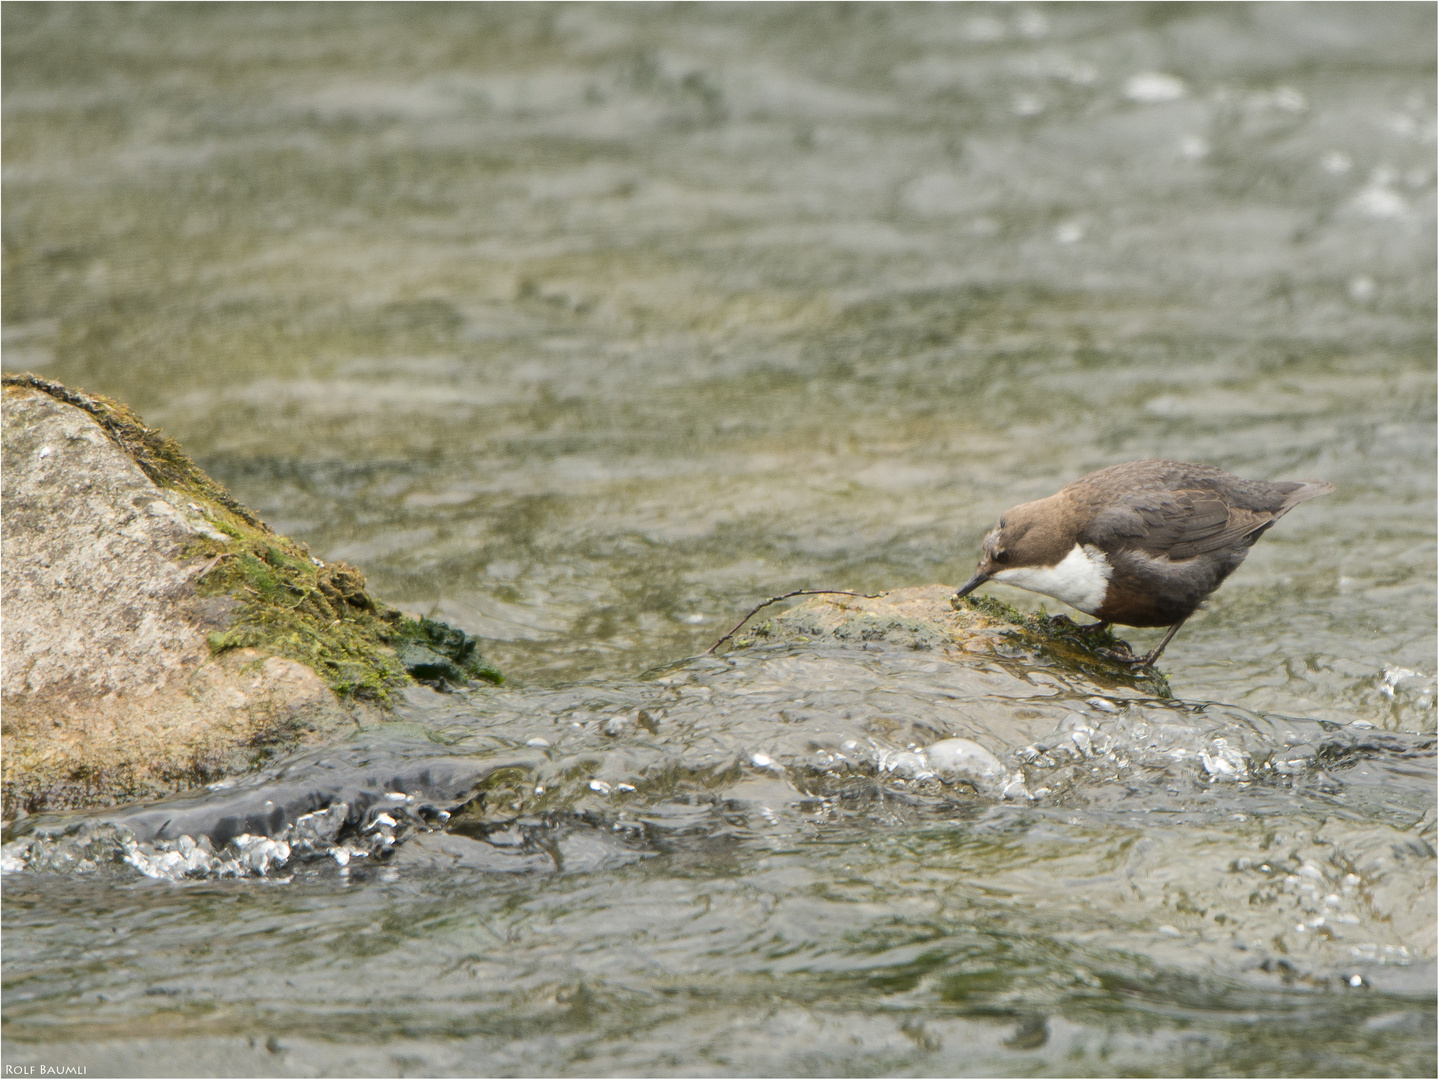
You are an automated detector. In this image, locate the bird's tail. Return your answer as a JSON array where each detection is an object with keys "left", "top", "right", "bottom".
[{"left": 1276, "top": 480, "right": 1336, "bottom": 514}]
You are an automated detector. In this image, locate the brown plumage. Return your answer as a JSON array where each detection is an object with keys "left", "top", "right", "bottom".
[{"left": 954, "top": 460, "right": 1335, "bottom": 665}]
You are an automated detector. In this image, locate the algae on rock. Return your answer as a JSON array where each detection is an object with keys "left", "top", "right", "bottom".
[
  {"left": 735, "top": 584, "right": 1171, "bottom": 698},
  {"left": 185, "top": 524, "right": 502, "bottom": 702},
  {"left": 1, "top": 373, "right": 499, "bottom": 816}
]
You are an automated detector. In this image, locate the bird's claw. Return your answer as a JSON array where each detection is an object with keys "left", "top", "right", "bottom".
[{"left": 1095, "top": 644, "right": 1154, "bottom": 668}]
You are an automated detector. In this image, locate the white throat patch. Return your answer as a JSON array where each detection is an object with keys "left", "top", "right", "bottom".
[{"left": 992, "top": 543, "right": 1112, "bottom": 616}]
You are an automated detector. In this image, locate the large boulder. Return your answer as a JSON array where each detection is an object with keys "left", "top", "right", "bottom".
[{"left": 1, "top": 375, "right": 498, "bottom": 817}]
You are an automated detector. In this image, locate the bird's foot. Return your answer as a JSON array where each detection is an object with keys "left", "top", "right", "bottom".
[
  {"left": 1098, "top": 648, "right": 1162, "bottom": 669},
  {"left": 1094, "top": 642, "right": 1153, "bottom": 668},
  {"left": 1076, "top": 620, "right": 1111, "bottom": 634}
]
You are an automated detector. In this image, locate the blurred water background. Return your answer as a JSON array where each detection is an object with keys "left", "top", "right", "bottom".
[{"left": 3, "top": 4, "right": 1434, "bottom": 1076}]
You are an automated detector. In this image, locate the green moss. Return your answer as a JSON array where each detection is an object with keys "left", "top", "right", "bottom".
[
  {"left": 195, "top": 536, "right": 408, "bottom": 701},
  {"left": 4, "top": 372, "right": 501, "bottom": 703},
  {"left": 192, "top": 529, "right": 502, "bottom": 703},
  {"left": 387, "top": 616, "right": 504, "bottom": 688},
  {"left": 954, "top": 593, "right": 1171, "bottom": 698}
]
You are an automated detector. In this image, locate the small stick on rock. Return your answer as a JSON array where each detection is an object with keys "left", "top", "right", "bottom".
[
  {"left": 193, "top": 552, "right": 234, "bottom": 580},
  {"left": 705, "top": 590, "right": 884, "bottom": 655}
]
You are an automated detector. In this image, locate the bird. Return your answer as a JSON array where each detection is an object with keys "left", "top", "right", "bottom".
[{"left": 953, "top": 460, "right": 1335, "bottom": 667}]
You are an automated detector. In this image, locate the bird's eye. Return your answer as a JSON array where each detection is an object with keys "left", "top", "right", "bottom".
[{"left": 993, "top": 549, "right": 1009, "bottom": 564}]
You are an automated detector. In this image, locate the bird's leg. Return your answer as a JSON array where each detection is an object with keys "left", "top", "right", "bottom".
[
  {"left": 1094, "top": 617, "right": 1190, "bottom": 667},
  {"left": 1076, "top": 621, "right": 1110, "bottom": 634},
  {"left": 1128, "top": 617, "right": 1189, "bottom": 668}
]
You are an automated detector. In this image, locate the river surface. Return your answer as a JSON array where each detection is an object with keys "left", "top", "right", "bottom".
[{"left": 2, "top": 4, "right": 1435, "bottom": 1076}]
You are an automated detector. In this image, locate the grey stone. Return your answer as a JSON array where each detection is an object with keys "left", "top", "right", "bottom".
[{"left": 1, "top": 384, "right": 356, "bottom": 816}]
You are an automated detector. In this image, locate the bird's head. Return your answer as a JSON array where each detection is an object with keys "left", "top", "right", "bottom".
[{"left": 953, "top": 499, "right": 1065, "bottom": 599}]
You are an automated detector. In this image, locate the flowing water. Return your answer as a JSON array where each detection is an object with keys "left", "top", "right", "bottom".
[{"left": 2, "top": 4, "right": 1435, "bottom": 1076}]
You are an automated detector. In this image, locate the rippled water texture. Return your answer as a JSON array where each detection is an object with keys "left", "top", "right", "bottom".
[{"left": 3, "top": 4, "right": 1435, "bottom": 1076}]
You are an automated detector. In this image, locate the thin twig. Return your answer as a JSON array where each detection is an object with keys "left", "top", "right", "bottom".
[
  {"left": 704, "top": 589, "right": 884, "bottom": 655},
  {"left": 193, "top": 552, "right": 234, "bottom": 580}
]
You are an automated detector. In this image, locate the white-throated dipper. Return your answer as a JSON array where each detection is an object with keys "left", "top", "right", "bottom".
[{"left": 954, "top": 460, "right": 1334, "bottom": 666}]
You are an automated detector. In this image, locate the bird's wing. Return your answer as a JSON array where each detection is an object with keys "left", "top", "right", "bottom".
[{"left": 1083, "top": 489, "right": 1273, "bottom": 561}]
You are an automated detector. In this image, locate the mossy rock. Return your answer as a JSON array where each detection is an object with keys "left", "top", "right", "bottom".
[
  {"left": 735, "top": 585, "right": 1170, "bottom": 698},
  {"left": 951, "top": 592, "right": 1171, "bottom": 697},
  {"left": 3, "top": 372, "right": 500, "bottom": 704}
]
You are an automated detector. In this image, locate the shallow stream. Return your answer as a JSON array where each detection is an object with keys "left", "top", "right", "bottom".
[{"left": 3, "top": 4, "right": 1435, "bottom": 1075}]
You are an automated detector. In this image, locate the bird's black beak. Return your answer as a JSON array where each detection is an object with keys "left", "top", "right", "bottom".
[{"left": 953, "top": 570, "right": 990, "bottom": 601}]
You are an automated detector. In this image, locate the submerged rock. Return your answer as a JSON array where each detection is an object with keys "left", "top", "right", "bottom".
[
  {"left": 736, "top": 585, "right": 1171, "bottom": 697},
  {"left": 0, "top": 374, "right": 499, "bottom": 817}
]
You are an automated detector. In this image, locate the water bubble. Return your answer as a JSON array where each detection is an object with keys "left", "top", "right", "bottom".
[
  {"left": 1388, "top": 114, "right": 1418, "bottom": 138},
  {"left": 1348, "top": 276, "right": 1377, "bottom": 301},
  {"left": 880, "top": 750, "right": 934, "bottom": 781},
  {"left": 0, "top": 842, "right": 29, "bottom": 874},
  {"left": 1379, "top": 665, "right": 1423, "bottom": 697},
  {"left": 601, "top": 715, "right": 630, "bottom": 737},
  {"left": 926, "top": 739, "right": 1028, "bottom": 798},
  {"left": 1351, "top": 173, "right": 1408, "bottom": 218},
  {"left": 963, "top": 15, "right": 1005, "bottom": 42},
  {"left": 1012, "top": 93, "right": 1044, "bottom": 118},
  {"left": 1016, "top": 10, "right": 1048, "bottom": 38},
  {"left": 232, "top": 835, "right": 291, "bottom": 874},
  {"left": 1123, "top": 72, "right": 1186, "bottom": 104},
  {"left": 1179, "top": 134, "right": 1209, "bottom": 160},
  {"left": 1272, "top": 745, "right": 1316, "bottom": 775},
  {"left": 1200, "top": 738, "right": 1248, "bottom": 780},
  {"left": 1323, "top": 150, "right": 1354, "bottom": 175},
  {"left": 1272, "top": 86, "right": 1307, "bottom": 113},
  {"left": 926, "top": 738, "right": 1004, "bottom": 780}
]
